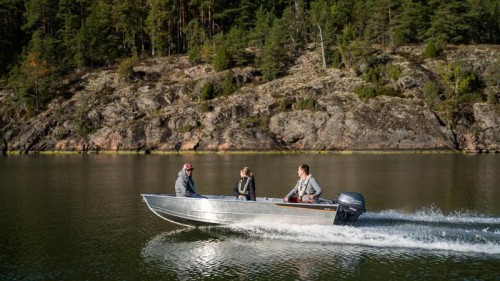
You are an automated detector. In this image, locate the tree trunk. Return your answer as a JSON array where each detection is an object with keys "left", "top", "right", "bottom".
[{"left": 317, "top": 23, "right": 326, "bottom": 69}]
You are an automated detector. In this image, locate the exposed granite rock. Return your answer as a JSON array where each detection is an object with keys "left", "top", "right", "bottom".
[
  {"left": 458, "top": 103, "right": 500, "bottom": 153},
  {"left": 0, "top": 46, "right": 498, "bottom": 153}
]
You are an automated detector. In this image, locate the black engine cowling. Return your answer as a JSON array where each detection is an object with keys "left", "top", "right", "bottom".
[{"left": 334, "top": 192, "right": 366, "bottom": 226}]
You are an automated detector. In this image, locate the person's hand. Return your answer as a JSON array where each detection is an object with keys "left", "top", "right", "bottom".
[
  {"left": 308, "top": 195, "right": 314, "bottom": 199},
  {"left": 284, "top": 197, "right": 289, "bottom": 202}
]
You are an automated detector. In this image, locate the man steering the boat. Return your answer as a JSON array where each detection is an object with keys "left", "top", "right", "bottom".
[
  {"left": 175, "top": 163, "right": 206, "bottom": 198},
  {"left": 284, "top": 164, "right": 322, "bottom": 203}
]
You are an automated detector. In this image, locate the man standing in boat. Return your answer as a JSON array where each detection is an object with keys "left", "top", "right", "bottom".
[
  {"left": 284, "top": 164, "right": 322, "bottom": 203},
  {"left": 175, "top": 163, "right": 206, "bottom": 198},
  {"left": 233, "top": 167, "right": 256, "bottom": 201}
]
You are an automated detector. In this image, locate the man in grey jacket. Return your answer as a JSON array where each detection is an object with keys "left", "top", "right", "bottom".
[
  {"left": 175, "top": 163, "right": 206, "bottom": 198},
  {"left": 284, "top": 164, "right": 322, "bottom": 203}
]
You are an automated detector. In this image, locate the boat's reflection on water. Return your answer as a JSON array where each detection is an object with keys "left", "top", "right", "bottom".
[{"left": 141, "top": 225, "right": 367, "bottom": 280}]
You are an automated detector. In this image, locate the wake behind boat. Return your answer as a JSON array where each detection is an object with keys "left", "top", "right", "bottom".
[{"left": 141, "top": 192, "right": 366, "bottom": 226}]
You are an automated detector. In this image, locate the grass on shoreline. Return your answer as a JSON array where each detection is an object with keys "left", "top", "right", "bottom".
[{"left": 3, "top": 149, "right": 469, "bottom": 155}]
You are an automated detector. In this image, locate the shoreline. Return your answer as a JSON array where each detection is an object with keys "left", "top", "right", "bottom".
[{"left": 3, "top": 149, "right": 498, "bottom": 155}]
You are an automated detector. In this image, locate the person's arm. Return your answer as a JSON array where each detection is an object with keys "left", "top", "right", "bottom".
[
  {"left": 248, "top": 178, "right": 256, "bottom": 201},
  {"left": 233, "top": 179, "right": 240, "bottom": 197},
  {"left": 284, "top": 181, "right": 299, "bottom": 201},
  {"left": 308, "top": 177, "right": 322, "bottom": 198},
  {"left": 175, "top": 177, "right": 187, "bottom": 197},
  {"left": 185, "top": 178, "right": 197, "bottom": 196}
]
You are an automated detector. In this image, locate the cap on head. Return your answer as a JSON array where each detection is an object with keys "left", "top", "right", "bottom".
[{"left": 183, "top": 163, "right": 194, "bottom": 171}]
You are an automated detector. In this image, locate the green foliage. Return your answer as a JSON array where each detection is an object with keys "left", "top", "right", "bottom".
[
  {"left": 225, "top": 26, "right": 249, "bottom": 66},
  {"left": 199, "top": 102, "right": 211, "bottom": 113},
  {"left": 248, "top": 6, "right": 274, "bottom": 49},
  {"left": 178, "top": 124, "right": 194, "bottom": 134},
  {"left": 354, "top": 85, "right": 377, "bottom": 99},
  {"left": 2, "top": 0, "right": 500, "bottom": 122},
  {"left": 426, "top": 0, "right": 471, "bottom": 44},
  {"left": 354, "top": 84, "right": 398, "bottom": 99},
  {"left": 259, "top": 19, "right": 288, "bottom": 81},
  {"left": 362, "top": 61, "right": 401, "bottom": 85},
  {"left": 186, "top": 19, "right": 207, "bottom": 63},
  {"left": 487, "top": 91, "right": 499, "bottom": 105},
  {"left": 279, "top": 98, "right": 293, "bottom": 112},
  {"left": 117, "top": 56, "right": 139, "bottom": 81},
  {"left": 363, "top": 0, "right": 399, "bottom": 46},
  {"left": 393, "top": 0, "right": 429, "bottom": 44},
  {"left": 73, "top": 98, "right": 99, "bottom": 137},
  {"left": 424, "top": 41, "right": 438, "bottom": 58},
  {"left": 447, "top": 64, "right": 481, "bottom": 102},
  {"left": 363, "top": 64, "right": 384, "bottom": 84},
  {"left": 293, "top": 98, "right": 321, "bottom": 111},
  {"left": 0, "top": 0, "right": 26, "bottom": 75},
  {"left": 200, "top": 82, "right": 215, "bottom": 101},
  {"left": 241, "top": 116, "right": 269, "bottom": 129},
  {"left": 329, "top": 50, "right": 342, "bottom": 69},
  {"left": 423, "top": 80, "right": 442, "bottom": 109},
  {"left": 484, "top": 57, "right": 500, "bottom": 104},
  {"left": 423, "top": 81, "right": 440, "bottom": 98},
  {"left": 387, "top": 64, "right": 402, "bottom": 80},
  {"left": 7, "top": 51, "right": 57, "bottom": 115},
  {"left": 81, "top": 0, "right": 120, "bottom": 66},
  {"left": 281, "top": 4, "right": 307, "bottom": 55},
  {"left": 337, "top": 25, "right": 367, "bottom": 69},
  {"left": 221, "top": 70, "right": 237, "bottom": 96},
  {"left": 213, "top": 47, "right": 230, "bottom": 72}
]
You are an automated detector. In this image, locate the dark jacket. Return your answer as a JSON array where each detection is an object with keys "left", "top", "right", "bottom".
[{"left": 233, "top": 176, "right": 256, "bottom": 201}]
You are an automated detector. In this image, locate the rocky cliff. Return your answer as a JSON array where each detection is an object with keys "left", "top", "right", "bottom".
[{"left": 0, "top": 45, "right": 498, "bottom": 153}]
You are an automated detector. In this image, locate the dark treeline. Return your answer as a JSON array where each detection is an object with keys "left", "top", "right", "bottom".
[{"left": 1, "top": 0, "right": 499, "bottom": 115}]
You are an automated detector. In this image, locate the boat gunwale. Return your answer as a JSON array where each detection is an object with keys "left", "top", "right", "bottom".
[{"left": 141, "top": 193, "right": 339, "bottom": 209}]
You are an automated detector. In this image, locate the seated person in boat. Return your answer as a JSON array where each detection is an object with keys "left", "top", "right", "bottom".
[
  {"left": 284, "top": 164, "right": 322, "bottom": 203},
  {"left": 175, "top": 163, "right": 206, "bottom": 198},
  {"left": 233, "top": 167, "right": 256, "bottom": 201}
]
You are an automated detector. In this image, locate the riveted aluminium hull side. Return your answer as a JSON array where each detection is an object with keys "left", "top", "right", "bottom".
[{"left": 141, "top": 194, "right": 339, "bottom": 226}]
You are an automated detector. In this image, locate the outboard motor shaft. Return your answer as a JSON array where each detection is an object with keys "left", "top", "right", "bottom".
[{"left": 334, "top": 192, "right": 366, "bottom": 226}]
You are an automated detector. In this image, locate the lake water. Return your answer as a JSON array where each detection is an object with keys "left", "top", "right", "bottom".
[{"left": 1, "top": 153, "right": 499, "bottom": 280}]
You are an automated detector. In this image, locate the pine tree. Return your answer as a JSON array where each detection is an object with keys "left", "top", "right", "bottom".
[
  {"left": 225, "top": 26, "right": 249, "bottom": 66},
  {"left": 331, "top": 0, "right": 355, "bottom": 32},
  {"left": 57, "top": 0, "right": 92, "bottom": 70},
  {"left": 426, "top": 0, "right": 471, "bottom": 43},
  {"left": 249, "top": 6, "right": 274, "bottom": 49},
  {"left": 0, "top": 0, "right": 27, "bottom": 75},
  {"left": 467, "top": 0, "right": 497, "bottom": 43},
  {"left": 259, "top": 18, "right": 288, "bottom": 81},
  {"left": 393, "top": 0, "right": 429, "bottom": 44},
  {"left": 363, "top": 0, "right": 401, "bottom": 47},
  {"left": 213, "top": 46, "right": 229, "bottom": 72},
  {"left": 186, "top": 19, "right": 207, "bottom": 63},
  {"left": 337, "top": 24, "right": 364, "bottom": 70},
  {"left": 235, "top": 0, "right": 258, "bottom": 30},
  {"left": 111, "top": 0, "right": 147, "bottom": 58},
  {"left": 311, "top": 0, "right": 338, "bottom": 67},
  {"left": 23, "top": 0, "right": 59, "bottom": 65},
  {"left": 81, "top": 0, "right": 119, "bottom": 66},
  {"left": 281, "top": 0, "right": 307, "bottom": 56}
]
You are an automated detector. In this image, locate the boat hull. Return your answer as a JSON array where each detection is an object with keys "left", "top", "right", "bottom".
[{"left": 142, "top": 194, "right": 341, "bottom": 226}]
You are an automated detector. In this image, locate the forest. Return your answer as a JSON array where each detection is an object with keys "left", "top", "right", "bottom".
[{"left": 0, "top": 0, "right": 499, "bottom": 116}]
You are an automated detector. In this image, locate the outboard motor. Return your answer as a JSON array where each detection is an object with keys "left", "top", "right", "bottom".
[{"left": 334, "top": 192, "right": 366, "bottom": 226}]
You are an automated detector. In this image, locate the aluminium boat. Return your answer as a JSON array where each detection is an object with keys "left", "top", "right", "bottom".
[{"left": 141, "top": 192, "right": 365, "bottom": 227}]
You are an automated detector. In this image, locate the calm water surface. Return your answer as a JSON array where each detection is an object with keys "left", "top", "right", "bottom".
[{"left": 1, "top": 154, "right": 499, "bottom": 280}]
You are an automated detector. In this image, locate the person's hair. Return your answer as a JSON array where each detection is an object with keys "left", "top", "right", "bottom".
[
  {"left": 241, "top": 167, "right": 253, "bottom": 177},
  {"left": 299, "top": 164, "right": 309, "bottom": 175}
]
